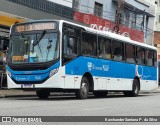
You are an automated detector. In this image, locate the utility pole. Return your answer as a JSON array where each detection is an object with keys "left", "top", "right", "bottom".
[{"left": 113, "top": 0, "right": 125, "bottom": 33}]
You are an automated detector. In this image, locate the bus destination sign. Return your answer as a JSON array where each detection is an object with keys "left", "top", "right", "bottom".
[{"left": 15, "top": 22, "right": 56, "bottom": 32}]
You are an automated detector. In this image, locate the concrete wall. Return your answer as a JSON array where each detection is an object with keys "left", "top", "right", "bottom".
[
  {"left": 155, "top": 0, "right": 160, "bottom": 31},
  {"left": 78, "top": 0, "right": 116, "bottom": 22},
  {"left": 78, "top": 0, "right": 156, "bottom": 45},
  {"left": 47, "top": 0, "right": 73, "bottom": 8}
]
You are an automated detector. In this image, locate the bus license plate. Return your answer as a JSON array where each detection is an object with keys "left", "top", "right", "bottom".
[{"left": 22, "top": 84, "right": 33, "bottom": 88}]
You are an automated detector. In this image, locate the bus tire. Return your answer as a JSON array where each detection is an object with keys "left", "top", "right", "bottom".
[
  {"left": 36, "top": 89, "right": 50, "bottom": 99},
  {"left": 93, "top": 91, "right": 108, "bottom": 97},
  {"left": 123, "top": 79, "right": 139, "bottom": 97},
  {"left": 75, "top": 77, "right": 89, "bottom": 99}
]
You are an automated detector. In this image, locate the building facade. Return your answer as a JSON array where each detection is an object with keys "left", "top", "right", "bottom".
[
  {"left": 154, "top": 0, "right": 160, "bottom": 60},
  {"left": 73, "top": 0, "right": 157, "bottom": 45},
  {"left": 0, "top": 0, "right": 157, "bottom": 48}
]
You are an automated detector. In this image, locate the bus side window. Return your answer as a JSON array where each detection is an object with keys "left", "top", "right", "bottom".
[
  {"left": 125, "top": 44, "right": 135, "bottom": 63},
  {"left": 154, "top": 51, "right": 157, "bottom": 67},
  {"left": 82, "top": 32, "right": 97, "bottom": 56},
  {"left": 63, "top": 34, "right": 77, "bottom": 65},
  {"left": 112, "top": 40, "right": 124, "bottom": 61},
  {"left": 98, "top": 37, "right": 111, "bottom": 59},
  {"left": 146, "top": 50, "right": 154, "bottom": 66},
  {"left": 136, "top": 47, "right": 145, "bottom": 65},
  {"left": 64, "top": 35, "right": 77, "bottom": 56}
]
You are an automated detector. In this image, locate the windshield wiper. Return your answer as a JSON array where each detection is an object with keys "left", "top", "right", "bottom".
[
  {"left": 33, "top": 30, "right": 46, "bottom": 46},
  {"left": 18, "top": 32, "right": 28, "bottom": 40}
]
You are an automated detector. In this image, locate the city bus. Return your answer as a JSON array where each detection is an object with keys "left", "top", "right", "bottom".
[{"left": 6, "top": 20, "right": 158, "bottom": 99}]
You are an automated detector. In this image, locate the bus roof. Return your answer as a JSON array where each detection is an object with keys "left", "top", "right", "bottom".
[
  {"left": 60, "top": 20, "right": 157, "bottom": 50},
  {"left": 13, "top": 19, "right": 157, "bottom": 50}
]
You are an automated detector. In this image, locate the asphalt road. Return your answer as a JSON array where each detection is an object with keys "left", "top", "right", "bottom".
[{"left": 0, "top": 91, "right": 160, "bottom": 125}]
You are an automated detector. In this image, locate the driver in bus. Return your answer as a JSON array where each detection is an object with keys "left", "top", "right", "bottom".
[{"left": 29, "top": 50, "right": 37, "bottom": 62}]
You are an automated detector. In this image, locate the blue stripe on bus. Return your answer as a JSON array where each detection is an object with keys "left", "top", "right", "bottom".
[
  {"left": 7, "top": 61, "right": 60, "bottom": 82},
  {"left": 65, "top": 57, "right": 157, "bottom": 81}
]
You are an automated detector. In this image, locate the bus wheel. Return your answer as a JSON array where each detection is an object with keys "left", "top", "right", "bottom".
[
  {"left": 36, "top": 89, "right": 50, "bottom": 99},
  {"left": 123, "top": 79, "right": 139, "bottom": 97},
  {"left": 93, "top": 91, "right": 108, "bottom": 97},
  {"left": 75, "top": 77, "right": 89, "bottom": 99}
]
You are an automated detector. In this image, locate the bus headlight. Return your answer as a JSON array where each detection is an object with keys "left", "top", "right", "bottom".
[
  {"left": 49, "top": 68, "right": 59, "bottom": 77},
  {"left": 6, "top": 70, "right": 12, "bottom": 78}
]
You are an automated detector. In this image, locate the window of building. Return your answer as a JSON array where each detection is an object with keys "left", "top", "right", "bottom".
[
  {"left": 125, "top": 44, "right": 136, "bottom": 63},
  {"left": 73, "top": 0, "right": 79, "bottom": 10},
  {"left": 82, "top": 32, "right": 97, "bottom": 56},
  {"left": 98, "top": 37, "right": 111, "bottom": 59},
  {"left": 121, "top": 9, "right": 144, "bottom": 31},
  {"left": 121, "top": 10, "right": 130, "bottom": 26},
  {"left": 129, "top": 13, "right": 136, "bottom": 29},
  {"left": 136, "top": 14, "right": 144, "bottom": 31},
  {"left": 94, "top": 2, "right": 103, "bottom": 17},
  {"left": 112, "top": 40, "right": 124, "bottom": 61}
]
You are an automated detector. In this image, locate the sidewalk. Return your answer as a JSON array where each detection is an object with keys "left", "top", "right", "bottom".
[
  {"left": 0, "top": 86, "right": 160, "bottom": 98},
  {"left": 0, "top": 89, "right": 36, "bottom": 98}
]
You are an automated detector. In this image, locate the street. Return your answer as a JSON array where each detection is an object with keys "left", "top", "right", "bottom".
[
  {"left": 0, "top": 91, "right": 160, "bottom": 124},
  {"left": 0, "top": 91, "right": 160, "bottom": 116}
]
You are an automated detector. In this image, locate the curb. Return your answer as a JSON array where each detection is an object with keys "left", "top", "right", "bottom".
[
  {"left": 0, "top": 90, "right": 36, "bottom": 98},
  {"left": 0, "top": 94, "right": 37, "bottom": 98},
  {"left": 0, "top": 88, "right": 160, "bottom": 98}
]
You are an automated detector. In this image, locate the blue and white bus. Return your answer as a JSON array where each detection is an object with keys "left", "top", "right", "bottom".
[{"left": 7, "top": 20, "right": 158, "bottom": 99}]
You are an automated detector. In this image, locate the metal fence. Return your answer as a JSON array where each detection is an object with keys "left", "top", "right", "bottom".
[{"left": 6, "top": 0, "right": 74, "bottom": 19}]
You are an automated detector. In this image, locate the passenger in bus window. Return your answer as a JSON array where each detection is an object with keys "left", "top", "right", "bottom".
[
  {"left": 64, "top": 36, "right": 76, "bottom": 56},
  {"left": 83, "top": 42, "right": 92, "bottom": 56},
  {"left": 137, "top": 48, "right": 144, "bottom": 64},
  {"left": 113, "top": 48, "right": 122, "bottom": 61},
  {"left": 68, "top": 38, "right": 76, "bottom": 55},
  {"left": 147, "top": 51, "right": 153, "bottom": 66},
  {"left": 91, "top": 41, "right": 97, "bottom": 56},
  {"left": 105, "top": 41, "right": 111, "bottom": 59},
  {"left": 126, "top": 44, "right": 135, "bottom": 63},
  {"left": 99, "top": 39, "right": 105, "bottom": 58},
  {"left": 99, "top": 40, "right": 111, "bottom": 59},
  {"left": 29, "top": 50, "right": 37, "bottom": 62}
]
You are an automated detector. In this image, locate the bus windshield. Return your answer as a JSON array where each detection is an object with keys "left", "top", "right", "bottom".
[{"left": 8, "top": 32, "right": 59, "bottom": 63}]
